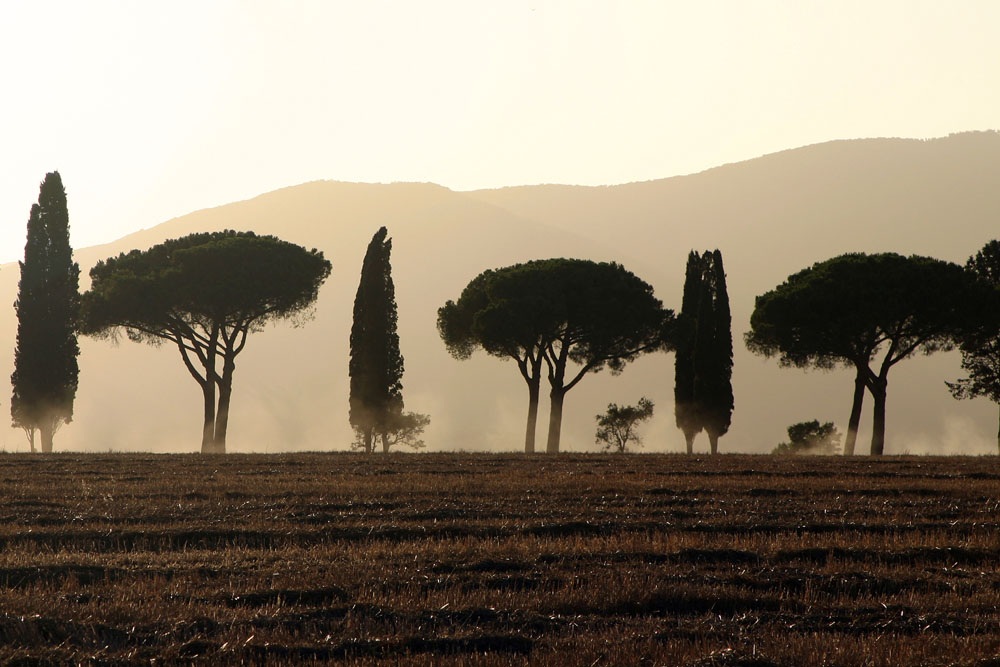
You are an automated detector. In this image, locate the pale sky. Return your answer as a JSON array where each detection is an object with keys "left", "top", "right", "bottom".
[{"left": 2, "top": 1, "right": 998, "bottom": 264}]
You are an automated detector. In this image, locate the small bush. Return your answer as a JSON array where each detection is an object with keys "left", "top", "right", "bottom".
[{"left": 773, "top": 420, "right": 841, "bottom": 455}]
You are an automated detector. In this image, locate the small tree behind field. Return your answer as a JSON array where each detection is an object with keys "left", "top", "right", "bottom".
[
  {"left": 353, "top": 411, "right": 430, "bottom": 452},
  {"left": 773, "top": 420, "right": 841, "bottom": 455},
  {"left": 595, "top": 397, "right": 654, "bottom": 453}
]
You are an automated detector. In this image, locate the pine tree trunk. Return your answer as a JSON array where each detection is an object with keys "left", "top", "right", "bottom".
[
  {"left": 201, "top": 333, "right": 218, "bottom": 454},
  {"left": 708, "top": 432, "right": 719, "bottom": 455},
  {"left": 869, "top": 377, "right": 887, "bottom": 456},
  {"left": 213, "top": 358, "right": 235, "bottom": 454},
  {"left": 200, "top": 380, "right": 217, "bottom": 454},
  {"left": 684, "top": 431, "right": 695, "bottom": 455},
  {"left": 524, "top": 378, "right": 540, "bottom": 454},
  {"left": 996, "top": 403, "right": 999, "bottom": 456},
  {"left": 381, "top": 433, "right": 390, "bottom": 454},
  {"left": 214, "top": 390, "right": 231, "bottom": 453},
  {"left": 546, "top": 388, "right": 566, "bottom": 454},
  {"left": 40, "top": 423, "right": 54, "bottom": 454},
  {"left": 213, "top": 400, "right": 230, "bottom": 454},
  {"left": 843, "top": 371, "right": 866, "bottom": 456}
]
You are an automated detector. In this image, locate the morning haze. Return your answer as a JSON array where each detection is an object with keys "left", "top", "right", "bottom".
[{"left": 2, "top": 132, "right": 999, "bottom": 454}]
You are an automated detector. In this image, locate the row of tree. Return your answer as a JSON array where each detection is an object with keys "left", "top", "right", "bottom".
[
  {"left": 12, "top": 173, "right": 333, "bottom": 453},
  {"left": 437, "top": 251, "right": 736, "bottom": 455},
  {"left": 434, "top": 245, "right": 1000, "bottom": 457},
  {"left": 11, "top": 174, "right": 730, "bottom": 456},
  {"left": 12, "top": 175, "right": 431, "bottom": 455},
  {"left": 15, "top": 172, "right": 1000, "bottom": 455}
]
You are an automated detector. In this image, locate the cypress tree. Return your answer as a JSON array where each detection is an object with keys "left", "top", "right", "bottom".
[
  {"left": 674, "top": 249, "right": 733, "bottom": 454},
  {"left": 674, "top": 252, "right": 703, "bottom": 453},
  {"left": 703, "top": 250, "right": 734, "bottom": 453},
  {"left": 349, "top": 227, "right": 404, "bottom": 453},
  {"left": 691, "top": 260, "right": 716, "bottom": 443},
  {"left": 11, "top": 172, "right": 80, "bottom": 453}
]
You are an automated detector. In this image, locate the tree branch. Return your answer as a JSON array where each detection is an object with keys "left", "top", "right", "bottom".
[{"left": 176, "top": 340, "right": 207, "bottom": 386}]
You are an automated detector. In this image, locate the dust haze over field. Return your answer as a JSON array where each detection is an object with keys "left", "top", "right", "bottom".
[{"left": 2, "top": 132, "right": 1000, "bottom": 455}]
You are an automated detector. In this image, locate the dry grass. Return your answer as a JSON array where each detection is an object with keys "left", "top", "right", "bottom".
[{"left": 0, "top": 452, "right": 998, "bottom": 665}]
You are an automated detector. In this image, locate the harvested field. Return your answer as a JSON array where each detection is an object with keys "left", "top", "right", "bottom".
[{"left": 0, "top": 452, "right": 999, "bottom": 665}]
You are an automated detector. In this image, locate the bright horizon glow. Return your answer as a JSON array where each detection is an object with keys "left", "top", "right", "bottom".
[{"left": 2, "top": 1, "right": 999, "bottom": 263}]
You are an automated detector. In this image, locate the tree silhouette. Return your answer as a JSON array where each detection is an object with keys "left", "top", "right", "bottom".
[
  {"left": 438, "top": 263, "right": 556, "bottom": 453},
  {"left": 352, "top": 411, "right": 430, "bottom": 452},
  {"left": 705, "top": 251, "right": 734, "bottom": 450},
  {"left": 80, "top": 231, "right": 331, "bottom": 453},
  {"left": 350, "top": 227, "right": 405, "bottom": 454},
  {"left": 674, "top": 250, "right": 733, "bottom": 454},
  {"left": 947, "top": 240, "right": 1000, "bottom": 454},
  {"left": 11, "top": 172, "right": 80, "bottom": 453},
  {"left": 595, "top": 397, "right": 654, "bottom": 453},
  {"left": 539, "top": 260, "right": 672, "bottom": 453},
  {"left": 772, "top": 420, "right": 841, "bottom": 455},
  {"left": 674, "top": 253, "right": 702, "bottom": 452},
  {"left": 747, "top": 253, "right": 978, "bottom": 455},
  {"left": 440, "top": 259, "right": 672, "bottom": 454}
]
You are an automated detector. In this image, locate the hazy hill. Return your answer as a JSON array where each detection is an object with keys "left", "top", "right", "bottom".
[{"left": 2, "top": 131, "right": 999, "bottom": 454}]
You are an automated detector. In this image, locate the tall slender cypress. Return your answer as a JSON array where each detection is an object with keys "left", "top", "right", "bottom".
[
  {"left": 349, "top": 227, "right": 404, "bottom": 453},
  {"left": 703, "top": 250, "right": 734, "bottom": 453},
  {"left": 673, "top": 249, "right": 733, "bottom": 454},
  {"left": 674, "top": 252, "right": 703, "bottom": 453},
  {"left": 11, "top": 172, "right": 80, "bottom": 453}
]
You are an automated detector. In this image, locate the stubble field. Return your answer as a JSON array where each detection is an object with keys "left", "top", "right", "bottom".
[{"left": 0, "top": 452, "right": 999, "bottom": 665}]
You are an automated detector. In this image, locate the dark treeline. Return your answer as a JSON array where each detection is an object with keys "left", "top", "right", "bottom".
[{"left": 13, "top": 172, "right": 1000, "bottom": 455}]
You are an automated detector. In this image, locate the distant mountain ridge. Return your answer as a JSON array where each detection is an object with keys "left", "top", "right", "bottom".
[{"left": 2, "top": 131, "right": 999, "bottom": 453}]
